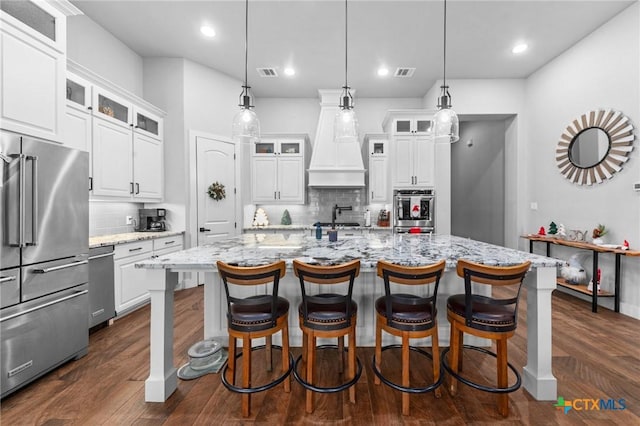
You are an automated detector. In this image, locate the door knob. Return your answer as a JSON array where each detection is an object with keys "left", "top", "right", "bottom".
[{"left": 199, "top": 227, "right": 211, "bottom": 232}]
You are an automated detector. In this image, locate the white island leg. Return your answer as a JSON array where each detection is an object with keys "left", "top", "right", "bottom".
[
  {"left": 145, "top": 269, "right": 178, "bottom": 402},
  {"left": 522, "top": 266, "right": 557, "bottom": 400}
]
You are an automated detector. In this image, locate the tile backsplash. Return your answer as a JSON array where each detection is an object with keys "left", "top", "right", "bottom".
[
  {"left": 89, "top": 201, "right": 142, "bottom": 236},
  {"left": 249, "top": 188, "right": 388, "bottom": 227}
]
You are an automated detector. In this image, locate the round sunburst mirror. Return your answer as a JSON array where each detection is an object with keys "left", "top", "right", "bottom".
[{"left": 556, "top": 109, "right": 634, "bottom": 185}]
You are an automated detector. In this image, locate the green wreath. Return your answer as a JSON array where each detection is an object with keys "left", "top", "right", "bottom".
[{"left": 207, "top": 181, "right": 226, "bottom": 201}]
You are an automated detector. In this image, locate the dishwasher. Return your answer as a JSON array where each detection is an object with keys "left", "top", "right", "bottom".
[{"left": 88, "top": 246, "right": 115, "bottom": 329}]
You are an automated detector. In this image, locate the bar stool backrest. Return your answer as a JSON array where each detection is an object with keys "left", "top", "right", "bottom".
[
  {"left": 377, "top": 259, "right": 446, "bottom": 330},
  {"left": 293, "top": 259, "right": 361, "bottom": 330},
  {"left": 455, "top": 259, "right": 531, "bottom": 332},
  {"left": 217, "top": 260, "right": 287, "bottom": 332}
]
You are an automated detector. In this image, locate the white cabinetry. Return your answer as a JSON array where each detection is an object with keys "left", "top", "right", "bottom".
[
  {"left": 64, "top": 72, "right": 92, "bottom": 151},
  {"left": 383, "top": 111, "right": 435, "bottom": 188},
  {"left": 392, "top": 136, "right": 435, "bottom": 187},
  {"left": 92, "top": 87, "right": 163, "bottom": 201},
  {"left": 251, "top": 134, "right": 309, "bottom": 204},
  {"left": 0, "top": 1, "right": 73, "bottom": 141},
  {"left": 114, "top": 235, "right": 183, "bottom": 316},
  {"left": 363, "top": 134, "right": 389, "bottom": 203},
  {"left": 66, "top": 62, "right": 166, "bottom": 201}
]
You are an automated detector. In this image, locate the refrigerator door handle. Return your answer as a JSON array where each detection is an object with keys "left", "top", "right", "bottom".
[
  {"left": 0, "top": 275, "right": 18, "bottom": 283},
  {"left": 18, "top": 153, "right": 26, "bottom": 248},
  {"left": 0, "top": 289, "right": 88, "bottom": 323},
  {"left": 26, "top": 155, "right": 38, "bottom": 246},
  {"left": 32, "top": 259, "right": 88, "bottom": 274}
]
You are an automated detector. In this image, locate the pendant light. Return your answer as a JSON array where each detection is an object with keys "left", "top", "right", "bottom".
[
  {"left": 334, "top": 0, "right": 358, "bottom": 143},
  {"left": 433, "top": 0, "right": 459, "bottom": 143},
  {"left": 231, "top": 0, "right": 260, "bottom": 142}
]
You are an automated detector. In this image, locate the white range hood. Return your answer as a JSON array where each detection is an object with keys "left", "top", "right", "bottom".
[{"left": 307, "top": 90, "right": 365, "bottom": 187}]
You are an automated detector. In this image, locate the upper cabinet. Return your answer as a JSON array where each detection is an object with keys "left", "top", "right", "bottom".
[
  {"left": 362, "top": 134, "right": 389, "bottom": 203},
  {"left": 0, "top": 0, "right": 77, "bottom": 142},
  {"left": 383, "top": 110, "right": 436, "bottom": 188},
  {"left": 390, "top": 117, "right": 432, "bottom": 135},
  {"left": 251, "top": 134, "right": 309, "bottom": 204},
  {"left": 64, "top": 72, "right": 92, "bottom": 152},
  {"left": 93, "top": 87, "right": 132, "bottom": 128},
  {"left": 66, "top": 60, "right": 166, "bottom": 201}
]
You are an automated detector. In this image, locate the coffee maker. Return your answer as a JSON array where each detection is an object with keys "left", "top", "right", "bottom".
[{"left": 139, "top": 208, "right": 167, "bottom": 232}]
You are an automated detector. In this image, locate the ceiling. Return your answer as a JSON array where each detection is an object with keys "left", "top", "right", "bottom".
[{"left": 70, "top": 0, "right": 634, "bottom": 98}]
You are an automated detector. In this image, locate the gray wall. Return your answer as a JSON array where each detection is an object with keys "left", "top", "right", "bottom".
[{"left": 451, "top": 121, "right": 505, "bottom": 246}]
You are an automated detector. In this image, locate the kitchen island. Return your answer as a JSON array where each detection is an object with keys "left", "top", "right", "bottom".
[{"left": 136, "top": 233, "right": 561, "bottom": 403}]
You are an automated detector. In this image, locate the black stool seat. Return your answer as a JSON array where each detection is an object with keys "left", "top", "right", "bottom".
[
  {"left": 298, "top": 294, "right": 357, "bottom": 327},
  {"left": 375, "top": 295, "right": 434, "bottom": 328},
  {"left": 447, "top": 294, "right": 516, "bottom": 330},
  {"left": 231, "top": 296, "right": 290, "bottom": 328}
]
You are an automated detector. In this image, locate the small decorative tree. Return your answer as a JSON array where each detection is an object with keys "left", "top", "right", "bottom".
[
  {"left": 281, "top": 209, "right": 292, "bottom": 225},
  {"left": 548, "top": 222, "right": 558, "bottom": 235}
]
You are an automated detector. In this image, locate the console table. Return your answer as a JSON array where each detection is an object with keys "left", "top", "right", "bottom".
[{"left": 522, "top": 235, "right": 640, "bottom": 313}]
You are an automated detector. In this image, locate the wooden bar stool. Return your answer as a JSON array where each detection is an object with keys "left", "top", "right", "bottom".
[
  {"left": 372, "top": 259, "right": 446, "bottom": 416},
  {"left": 217, "top": 260, "right": 293, "bottom": 417},
  {"left": 441, "top": 259, "right": 531, "bottom": 417},
  {"left": 292, "top": 259, "right": 362, "bottom": 414}
]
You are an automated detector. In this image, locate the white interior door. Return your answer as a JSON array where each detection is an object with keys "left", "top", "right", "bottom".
[{"left": 196, "top": 136, "right": 237, "bottom": 247}]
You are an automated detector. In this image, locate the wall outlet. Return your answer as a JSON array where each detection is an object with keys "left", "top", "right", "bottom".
[
  {"left": 530, "top": 202, "right": 538, "bottom": 210},
  {"left": 126, "top": 215, "right": 133, "bottom": 225}
]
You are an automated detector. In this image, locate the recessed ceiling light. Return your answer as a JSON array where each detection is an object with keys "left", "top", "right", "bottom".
[
  {"left": 284, "top": 67, "right": 296, "bottom": 76},
  {"left": 377, "top": 67, "right": 389, "bottom": 77},
  {"left": 200, "top": 25, "right": 216, "bottom": 38},
  {"left": 512, "top": 43, "right": 528, "bottom": 54}
]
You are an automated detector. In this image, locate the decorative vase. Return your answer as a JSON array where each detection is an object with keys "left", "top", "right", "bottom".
[{"left": 592, "top": 237, "right": 604, "bottom": 245}]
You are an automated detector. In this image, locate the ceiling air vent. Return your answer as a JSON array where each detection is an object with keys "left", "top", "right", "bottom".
[
  {"left": 257, "top": 68, "right": 278, "bottom": 77},
  {"left": 394, "top": 67, "right": 415, "bottom": 78}
]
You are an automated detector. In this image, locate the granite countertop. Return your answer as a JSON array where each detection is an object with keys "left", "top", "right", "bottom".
[
  {"left": 89, "top": 231, "right": 184, "bottom": 248},
  {"left": 243, "top": 225, "right": 392, "bottom": 231},
  {"left": 137, "top": 233, "right": 561, "bottom": 271}
]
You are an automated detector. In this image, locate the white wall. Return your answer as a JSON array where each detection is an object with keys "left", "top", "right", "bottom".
[
  {"left": 67, "top": 15, "right": 144, "bottom": 97},
  {"left": 142, "top": 58, "right": 186, "bottom": 234},
  {"left": 256, "top": 96, "right": 422, "bottom": 147},
  {"left": 525, "top": 2, "right": 640, "bottom": 316}
]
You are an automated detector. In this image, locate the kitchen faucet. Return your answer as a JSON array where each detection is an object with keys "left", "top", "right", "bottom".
[{"left": 331, "top": 204, "right": 353, "bottom": 228}]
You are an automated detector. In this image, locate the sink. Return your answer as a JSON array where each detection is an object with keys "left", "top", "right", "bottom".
[{"left": 315, "top": 222, "right": 360, "bottom": 227}]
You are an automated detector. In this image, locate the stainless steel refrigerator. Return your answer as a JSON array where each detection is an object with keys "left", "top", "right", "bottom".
[{"left": 1, "top": 130, "right": 89, "bottom": 398}]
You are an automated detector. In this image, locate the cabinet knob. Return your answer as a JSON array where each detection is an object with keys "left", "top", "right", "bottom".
[
  {"left": 199, "top": 227, "right": 211, "bottom": 232},
  {"left": 87, "top": 106, "right": 93, "bottom": 111}
]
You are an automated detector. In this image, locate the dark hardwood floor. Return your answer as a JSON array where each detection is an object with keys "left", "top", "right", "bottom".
[{"left": 2, "top": 285, "right": 639, "bottom": 425}]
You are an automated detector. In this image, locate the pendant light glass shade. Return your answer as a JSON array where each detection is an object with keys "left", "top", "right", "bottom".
[
  {"left": 334, "top": 0, "right": 358, "bottom": 143},
  {"left": 434, "top": 0, "right": 459, "bottom": 143},
  {"left": 433, "top": 104, "right": 459, "bottom": 143},
  {"left": 334, "top": 106, "right": 358, "bottom": 142},
  {"left": 231, "top": 0, "right": 259, "bottom": 143},
  {"left": 232, "top": 103, "right": 260, "bottom": 142}
]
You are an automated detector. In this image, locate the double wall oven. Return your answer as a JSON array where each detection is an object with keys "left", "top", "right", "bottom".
[{"left": 393, "top": 189, "right": 435, "bottom": 233}]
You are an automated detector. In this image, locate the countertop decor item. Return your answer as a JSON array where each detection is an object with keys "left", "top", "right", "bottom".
[
  {"left": 548, "top": 222, "right": 558, "bottom": 235},
  {"left": 207, "top": 181, "right": 226, "bottom": 201},
  {"left": 281, "top": 209, "right": 292, "bottom": 225},
  {"left": 252, "top": 207, "right": 269, "bottom": 226},
  {"left": 592, "top": 224, "right": 608, "bottom": 244}
]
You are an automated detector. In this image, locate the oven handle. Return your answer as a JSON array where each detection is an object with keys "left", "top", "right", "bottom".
[{"left": 0, "top": 289, "right": 88, "bottom": 323}]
